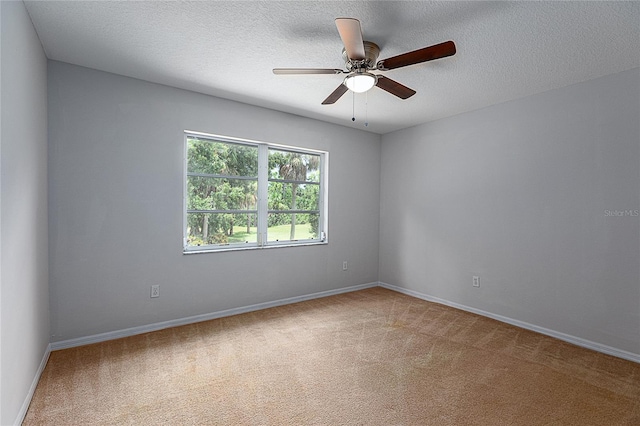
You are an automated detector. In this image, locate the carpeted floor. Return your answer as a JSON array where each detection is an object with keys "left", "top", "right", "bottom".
[{"left": 24, "top": 287, "right": 640, "bottom": 425}]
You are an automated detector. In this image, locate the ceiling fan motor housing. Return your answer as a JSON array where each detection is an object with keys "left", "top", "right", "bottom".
[{"left": 343, "top": 41, "right": 380, "bottom": 71}]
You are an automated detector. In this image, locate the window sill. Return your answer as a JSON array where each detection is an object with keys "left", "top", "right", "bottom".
[{"left": 183, "top": 240, "right": 328, "bottom": 255}]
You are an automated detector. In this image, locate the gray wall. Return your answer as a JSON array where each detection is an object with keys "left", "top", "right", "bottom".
[
  {"left": 48, "top": 61, "right": 381, "bottom": 342},
  {"left": 0, "top": 1, "right": 50, "bottom": 424},
  {"left": 380, "top": 68, "right": 640, "bottom": 356}
]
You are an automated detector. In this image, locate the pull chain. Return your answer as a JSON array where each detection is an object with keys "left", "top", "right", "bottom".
[
  {"left": 350, "top": 91, "right": 370, "bottom": 127},
  {"left": 365, "top": 91, "right": 369, "bottom": 127},
  {"left": 351, "top": 90, "right": 355, "bottom": 122}
]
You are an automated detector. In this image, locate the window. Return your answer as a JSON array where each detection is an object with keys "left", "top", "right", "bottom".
[{"left": 184, "top": 132, "right": 327, "bottom": 252}]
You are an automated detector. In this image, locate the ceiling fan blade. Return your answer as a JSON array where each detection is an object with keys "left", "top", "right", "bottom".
[
  {"left": 335, "top": 18, "right": 366, "bottom": 60},
  {"left": 375, "top": 76, "right": 416, "bottom": 99},
  {"left": 377, "top": 40, "right": 456, "bottom": 71},
  {"left": 273, "top": 68, "right": 344, "bottom": 75},
  {"left": 321, "top": 83, "right": 348, "bottom": 105}
]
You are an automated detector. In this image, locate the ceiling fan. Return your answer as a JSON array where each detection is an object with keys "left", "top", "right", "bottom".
[{"left": 273, "top": 18, "right": 456, "bottom": 105}]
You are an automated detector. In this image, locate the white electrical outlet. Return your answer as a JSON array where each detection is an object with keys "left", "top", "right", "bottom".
[
  {"left": 151, "top": 285, "right": 160, "bottom": 298},
  {"left": 472, "top": 276, "right": 480, "bottom": 288},
  {"left": 343, "top": 261, "right": 348, "bottom": 271}
]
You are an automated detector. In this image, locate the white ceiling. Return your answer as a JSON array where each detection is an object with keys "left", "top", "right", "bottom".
[{"left": 24, "top": 1, "right": 640, "bottom": 134}]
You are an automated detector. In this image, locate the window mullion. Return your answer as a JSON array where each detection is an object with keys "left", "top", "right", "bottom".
[
  {"left": 319, "top": 152, "right": 327, "bottom": 242},
  {"left": 183, "top": 133, "right": 189, "bottom": 248},
  {"left": 257, "top": 145, "right": 269, "bottom": 246}
]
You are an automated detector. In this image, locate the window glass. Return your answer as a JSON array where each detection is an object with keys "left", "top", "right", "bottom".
[
  {"left": 268, "top": 149, "right": 320, "bottom": 182},
  {"left": 267, "top": 213, "right": 320, "bottom": 243},
  {"left": 186, "top": 213, "right": 258, "bottom": 246},
  {"left": 187, "top": 176, "right": 257, "bottom": 211}
]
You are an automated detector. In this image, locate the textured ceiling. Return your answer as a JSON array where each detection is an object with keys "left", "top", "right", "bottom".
[{"left": 24, "top": 1, "right": 640, "bottom": 134}]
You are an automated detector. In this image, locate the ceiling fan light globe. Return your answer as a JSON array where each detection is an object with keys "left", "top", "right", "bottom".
[{"left": 344, "top": 72, "right": 376, "bottom": 93}]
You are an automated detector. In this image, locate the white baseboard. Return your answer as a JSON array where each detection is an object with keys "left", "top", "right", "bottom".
[
  {"left": 51, "top": 282, "right": 378, "bottom": 351},
  {"left": 47, "top": 279, "right": 640, "bottom": 362},
  {"left": 378, "top": 282, "right": 640, "bottom": 364},
  {"left": 15, "top": 343, "right": 51, "bottom": 426}
]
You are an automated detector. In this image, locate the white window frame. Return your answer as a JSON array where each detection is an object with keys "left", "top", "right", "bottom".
[{"left": 183, "top": 131, "right": 328, "bottom": 253}]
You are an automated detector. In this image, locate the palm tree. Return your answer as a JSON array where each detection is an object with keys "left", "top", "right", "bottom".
[{"left": 279, "top": 153, "right": 319, "bottom": 240}]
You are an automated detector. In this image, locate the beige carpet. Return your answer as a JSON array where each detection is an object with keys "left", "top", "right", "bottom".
[{"left": 24, "top": 287, "right": 640, "bottom": 425}]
